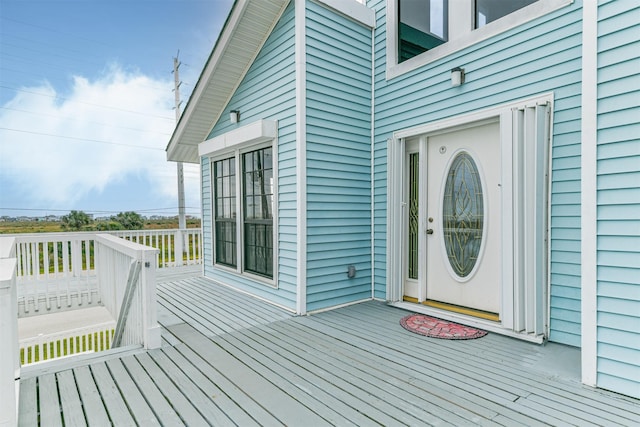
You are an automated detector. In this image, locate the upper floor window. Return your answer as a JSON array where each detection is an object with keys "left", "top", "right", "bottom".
[
  {"left": 389, "top": 0, "right": 570, "bottom": 76},
  {"left": 399, "top": 0, "right": 448, "bottom": 63},
  {"left": 476, "top": 0, "right": 538, "bottom": 28}
]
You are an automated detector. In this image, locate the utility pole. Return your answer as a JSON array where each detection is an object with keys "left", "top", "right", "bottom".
[
  {"left": 173, "top": 54, "right": 186, "bottom": 233},
  {"left": 173, "top": 53, "right": 187, "bottom": 263}
]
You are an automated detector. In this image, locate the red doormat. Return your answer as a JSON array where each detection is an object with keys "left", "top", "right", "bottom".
[{"left": 400, "top": 313, "right": 488, "bottom": 340}]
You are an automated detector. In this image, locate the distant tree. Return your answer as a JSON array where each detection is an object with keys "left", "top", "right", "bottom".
[
  {"left": 112, "top": 211, "right": 144, "bottom": 230},
  {"left": 61, "top": 210, "right": 92, "bottom": 231},
  {"left": 95, "top": 220, "right": 124, "bottom": 231}
]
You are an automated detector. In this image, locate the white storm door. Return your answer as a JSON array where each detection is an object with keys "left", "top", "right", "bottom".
[
  {"left": 404, "top": 138, "right": 423, "bottom": 301},
  {"left": 425, "top": 121, "right": 501, "bottom": 315}
]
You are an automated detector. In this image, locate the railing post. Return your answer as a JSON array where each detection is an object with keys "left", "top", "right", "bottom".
[
  {"left": 141, "top": 249, "right": 161, "bottom": 349},
  {"left": 174, "top": 229, "right": 184, "bottom": 267},
  {"left": 0, "top": 237, "right": 19, "bottom": 427}
]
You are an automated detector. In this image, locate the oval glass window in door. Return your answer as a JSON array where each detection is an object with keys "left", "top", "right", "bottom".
[{"left": 442, "top": 152, "right": 484, "bottom": 278}]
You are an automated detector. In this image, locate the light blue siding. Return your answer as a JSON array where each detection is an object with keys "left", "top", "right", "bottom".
[
  {"left": 305, "top": 1, "right": 372, "bottom": 312},
  {"left": 595, "top": 0, "right": 640, "bottom": 399},
  {"left": 201, "top": 2, "right": 297, "bottom": 310},
  {"left": 371, "top": 0, "right": 584, "bottom": 346}
]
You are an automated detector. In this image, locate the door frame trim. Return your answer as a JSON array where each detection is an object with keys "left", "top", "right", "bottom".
[{"left": 386, "top": 93, "right": 554, "bottom": 341}]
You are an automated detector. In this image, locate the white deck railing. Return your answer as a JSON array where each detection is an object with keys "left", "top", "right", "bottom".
[
  {"left": 9, "top": 229, "right": 201, "bottom": 316},
  {"left": 110, "top": 228, "right": 201, "bottom": 267},
  {"left": 14, "top": 232, "right": 98, "bottom": 316},
  {"left": 0, "top": 229, "right": 194, "bottom": 423},
  {"left": 0, "top": 237, "right": 19, "bottom": 427},
  {"left": 20, "top": 320, "right": 115, "bottom": 365},
  {"left": 95, "top": 234, "right": 161, "bottom": 350}
]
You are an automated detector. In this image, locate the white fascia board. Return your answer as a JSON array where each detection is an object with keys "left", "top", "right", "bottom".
[
  {"left": 198, "top": 120, "right": 278, "bottom": 157},
  {"left": 166, "top": 0, "right": 251, "bottom": 162},
  {"left": 316, "top": 0, "right": 375, "bottom": 28}
]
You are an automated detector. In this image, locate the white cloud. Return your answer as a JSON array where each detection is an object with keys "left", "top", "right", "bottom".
[{"left": 0, "top": 65, "right": 200, "bottom": 212}]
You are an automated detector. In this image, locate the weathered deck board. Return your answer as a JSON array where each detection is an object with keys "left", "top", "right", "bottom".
[
  {"left": 74, "top": 365, "right": 111, "bottom": 426},
  {"left": 119, "top": 354, "right": 184, "bottom": 425},
  {"left": 169, "top": 322, "right": 329, "bottom": 426},
  {"left": 17, "top": 377, "right": 38, "bottom": 427},
  {"left": 157, "top": 276, "right": 292, "bottom": 335},
  {"left": 317, "top": 305, "right": 638, "bottom": 425},
  {"left": 261, "top": 319, "right": 507, "bottom": 425},
  {"left": 134, "top": 352, "right": 209, "bottom": 425},
  {"left": 38, "top": 373, "right": 62, "bottom": 427},
  {"left": 56, "top": 370, "right": 86, "bottom": 427},
  {"left": 166, "top": 342, "right": 283, "bottom": 426},
  {"left": 224, "top": 321, "right": 470, "bottom": 426},
  {"left": 323, "top": 302, "right": 640, "bottom": 424},
  {"left": 104, "top": 358, "right": 160, "bottom": 425},
  {"left": 159, "top": 345, "right": 260, "bottom": 426},
  {"left": 269, "top": 317, "right": 537, "bottom": 426},
  {"left": 90, "top": 363, "right": 136, "bottom": 426},
  {"left": 19, "top": 276, "right": 640, "bottom": 426}
]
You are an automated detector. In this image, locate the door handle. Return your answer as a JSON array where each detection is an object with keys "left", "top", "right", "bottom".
[{"left": 426, "top": 229, "right": 434, "bottom": 235}]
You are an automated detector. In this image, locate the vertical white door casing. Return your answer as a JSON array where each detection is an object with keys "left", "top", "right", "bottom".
[{"left": 426, "top": 121, "right": 501, "bottom": 314}]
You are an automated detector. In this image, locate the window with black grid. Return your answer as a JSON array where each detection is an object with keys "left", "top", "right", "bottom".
[
  {"left": 242, "top": 147, "right": 274, "bottom": 278},
  {"left": 213, "top": 157, "right": 237, "bottom": 268}
]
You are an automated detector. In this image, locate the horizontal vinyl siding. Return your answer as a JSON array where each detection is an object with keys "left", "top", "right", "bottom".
[
  {"left": 202, "top": 2, "right": 297, "bottom": 310},
  {"left": 305, "top": 1, "right": 372, "bottom": 312},
  {"left": 372, "top": 0, "right": 583, "bottom": 346},
  {"left": 595, "top": 0, "right": 640, "bottom": 399}
]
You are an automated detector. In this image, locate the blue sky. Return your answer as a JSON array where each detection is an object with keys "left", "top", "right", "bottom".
[{"left": 0, "top": 0, "right": 234, "bottom": 218}]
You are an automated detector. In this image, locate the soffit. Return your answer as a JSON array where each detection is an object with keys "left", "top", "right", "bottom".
[{"left": 166, "top": 0, "right": 289, "bottom": 163}]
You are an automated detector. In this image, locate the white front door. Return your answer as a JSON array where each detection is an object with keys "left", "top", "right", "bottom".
[
  {"left": 425, "top": 121, "right": 501, "bottom": 315},
  {"left": 404, "top": 120, "right": 501, "bottom": 318}
]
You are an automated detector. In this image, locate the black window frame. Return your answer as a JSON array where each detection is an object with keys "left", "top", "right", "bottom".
[
  {"left": 212, "top": 146, "right": 274, "bottom": 280},
  {"left": 213, "top": 156, "right": 237, "bottom": 268}
]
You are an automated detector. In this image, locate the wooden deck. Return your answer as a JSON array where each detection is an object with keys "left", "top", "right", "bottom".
[{"left": 19, "top": 272, "right": 640, "bottom": 426}]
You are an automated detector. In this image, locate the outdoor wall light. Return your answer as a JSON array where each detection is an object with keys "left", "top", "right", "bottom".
[
  {"left": 347, "top": 265, "right": 356, "bottom": 279},
  {"left": 451, "top": 67, "right": 465, "bottom": 87},
  {"left": 230, "top": 110, "right": 240, "bottom": 124}
]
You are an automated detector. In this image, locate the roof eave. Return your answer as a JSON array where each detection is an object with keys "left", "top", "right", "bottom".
[{"left": 166, "top": 0, "right": 289, "bottom": 164}]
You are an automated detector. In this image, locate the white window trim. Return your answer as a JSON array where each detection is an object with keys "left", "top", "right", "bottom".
[
  {"left": 202, "top": 119, "right": 279, "bottom": 288},
  {"left": 199, "top": 119, "right": 277, "bottom": 158},
  {"left": 386, "top": 0, "right": 574, "bottom": 80}
]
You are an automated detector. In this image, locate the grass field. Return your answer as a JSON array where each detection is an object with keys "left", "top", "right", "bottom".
[
  {"left": 0, "top": 218, "right": 201, "bottom": 234},
  {"left": 20, "top": 329, "right": 115, "bottom": 365}
]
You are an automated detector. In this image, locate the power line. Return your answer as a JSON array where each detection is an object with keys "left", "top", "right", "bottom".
[
  {"left": 0, "top": 106, "right": 172, "bottom": 136},
  {"left": 0, "top": 207, "right": 202, "bottom": 215},
  {"left": 0, "top": 127, "right": 165, "bottom": 151},
  {"left": 0, "top": 85, "right": 174, "bottom": 121},
  {"left": 1, "top": 41, "right": 106, "bottom": 69},
  {"left": 0, "top": 16, "right": 112, "bottom": 48},
  {"left": 1, "top": 32, "right": 111, "bottom": 63}
]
